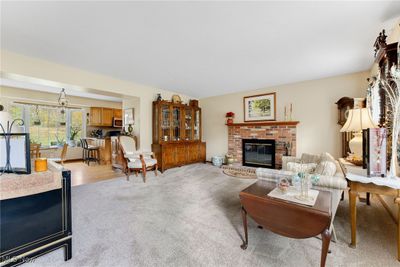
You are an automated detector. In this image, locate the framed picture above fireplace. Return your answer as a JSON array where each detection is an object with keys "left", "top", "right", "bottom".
[{"left": 244, "top": 92, "right": 276, "bottom": 122}]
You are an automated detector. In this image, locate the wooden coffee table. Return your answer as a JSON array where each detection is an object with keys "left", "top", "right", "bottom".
[{"left": 239, "top": 180, "right": 332, "bottom": 267}]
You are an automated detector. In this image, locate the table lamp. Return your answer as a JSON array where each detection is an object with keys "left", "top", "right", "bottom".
[
  {"left": 0, "top": 107, "right": 25, "bottom": 173},
  {"left": 340, "top": 108, "right": 377, "bottom": 161}
]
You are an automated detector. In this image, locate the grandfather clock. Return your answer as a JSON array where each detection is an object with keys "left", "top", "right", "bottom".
[{"left": 336, "top": 97, "right": 366, "bottom": 158}]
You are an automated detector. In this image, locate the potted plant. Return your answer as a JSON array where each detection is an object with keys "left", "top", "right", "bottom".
[
  {"left": 68, "top": 126, "right": 80, "bottom": 147},
  {"left": 226, "top": 112, "right": 235, "bottom": 124}
]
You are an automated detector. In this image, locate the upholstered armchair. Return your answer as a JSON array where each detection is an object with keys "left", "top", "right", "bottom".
[{"left": 118, "top": 136, "right": 158, "bottom": 182}]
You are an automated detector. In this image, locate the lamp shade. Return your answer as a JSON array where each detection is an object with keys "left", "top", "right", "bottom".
[
  {"left": 340, "top": 108, "right": 377, "bottom": 132},
  {"left": 0, "top": 111, "right": 24, "bottom": 133},
  {"left": 0, "top": 111, "right": 11, "bottom": 128}
]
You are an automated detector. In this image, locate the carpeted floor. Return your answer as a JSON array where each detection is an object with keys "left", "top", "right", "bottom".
[{"left": 26, "top": 163, "right": 398, "bottom": 267}]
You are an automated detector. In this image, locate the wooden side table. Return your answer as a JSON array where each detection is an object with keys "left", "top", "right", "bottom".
[{"left": 339, "top": 159, "right": 400, "bottom": 261}]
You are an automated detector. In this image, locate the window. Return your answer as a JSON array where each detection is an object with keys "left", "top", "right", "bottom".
[
  {"left": 8, "top": 103, "right": 85, "bottom": 147},
  {"left": 9, "top": 105, "right": 23, "bottom": 121},
  {"left": 69, "top": 110, "right": 83, "bottom": 141}
]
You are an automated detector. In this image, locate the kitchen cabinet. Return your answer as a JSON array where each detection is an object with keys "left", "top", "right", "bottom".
[
  {"left": 113, "top": 109, "right": 122, "bottom": 118},
  {"left": 87, "top": 138, "right": 111, "bottom": 164},
  {"left": 102, "top": 108, "right": 114, "bottom": 126},
  {"left": 89, "top": 107, "right": 120, "bottom": 127},
  {"left": 90, "top": 107, "right": 102, "bottom": 126}
]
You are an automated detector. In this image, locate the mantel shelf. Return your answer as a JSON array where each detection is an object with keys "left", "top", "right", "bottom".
[{"left": 226, "top": 121, "right": 299, "bottom": 127}]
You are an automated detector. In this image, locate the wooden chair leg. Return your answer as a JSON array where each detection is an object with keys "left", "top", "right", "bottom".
[
  {"left": 154, "top": 164, "right": 158, "bottom": 176},
  {"left": 126, "top": 167, "right": 130, "bottom": 181},
  {"left": 142, "top": 166, "right": 147, "bottom": 183},
  {"left": 135, "top": 170, "right": 138, "bottom": 177}
]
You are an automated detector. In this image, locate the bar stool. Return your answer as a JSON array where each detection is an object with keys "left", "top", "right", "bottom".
[{"left": 80, "top": 138, "right": 100, "bottom": 165}]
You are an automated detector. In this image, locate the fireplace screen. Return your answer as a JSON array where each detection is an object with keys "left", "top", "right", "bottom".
[{"left": 242, "top": 139, "right": 275, "bottom": 168}]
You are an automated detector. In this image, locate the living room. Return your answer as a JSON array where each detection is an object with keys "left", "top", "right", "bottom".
[{"left": 1, "top": 1, "right": 400, "bottom": 267}]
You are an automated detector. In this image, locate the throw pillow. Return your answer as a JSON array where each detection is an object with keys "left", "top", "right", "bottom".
[
  {"left": 315, "top": 161, "right": 337, "bottom": 176},
  {"left": 300, "top": 153, "right": 321, "bottom": 164},
  {"left": 287, "top": 162, "right": 317, "bottom": 174},
  {"left": 319, "top": 152, "right": 336, "bottom": 163}
]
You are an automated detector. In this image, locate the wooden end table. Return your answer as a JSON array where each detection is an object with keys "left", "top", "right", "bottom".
[
  {"left": 239, "top": 180, "right": 332, "bottom": 267},
  {"left": 339, "top": 159, "right": 400, "bottom": 261}
]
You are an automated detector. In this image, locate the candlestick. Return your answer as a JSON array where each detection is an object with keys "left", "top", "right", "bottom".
[{"left": 284, "top": 106, "right": 287, "bottom": 121}]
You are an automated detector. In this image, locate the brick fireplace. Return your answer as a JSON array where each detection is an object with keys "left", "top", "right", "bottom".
[{"left": 227, "top": 121, "right": 299, "bottom": 169}]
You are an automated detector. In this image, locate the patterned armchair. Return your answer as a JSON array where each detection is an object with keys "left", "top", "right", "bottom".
[{"left": 118, "top": 136, "right": 158, "bottom": 182}]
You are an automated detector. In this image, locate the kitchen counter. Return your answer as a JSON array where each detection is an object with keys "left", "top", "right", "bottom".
[{"left": 87, "top": 137, "right": 112, "bottom": 164}]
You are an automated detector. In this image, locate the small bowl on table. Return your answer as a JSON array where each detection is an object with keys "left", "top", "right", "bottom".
[{"left": 278, "top": 178, "right": 290, "bottom": 194}]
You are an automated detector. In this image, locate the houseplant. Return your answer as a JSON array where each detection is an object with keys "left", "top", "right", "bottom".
[
  {"left": 226, "top": 112, "right": 235, "bottom": 124},
  {"left": 68, "top": 126, "right": 80, "bottom": 147}
]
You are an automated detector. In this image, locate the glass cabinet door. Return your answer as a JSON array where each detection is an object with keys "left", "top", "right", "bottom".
[
  {"left": 172, "top": 106, "right": 181, "bottom": 141},
  {"left": 184, "top": 107, "right": 193, "bottom": 141},
  {"left": 161, "top": 105, "right": 171, "bottom": 142},
  {"left": 194, "top": 109, "right": 200, "bottom": 141}
]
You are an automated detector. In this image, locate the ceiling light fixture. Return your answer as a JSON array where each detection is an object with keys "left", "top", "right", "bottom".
[{"left": 58, "top": 88, "right": 68, "bottom": 114}]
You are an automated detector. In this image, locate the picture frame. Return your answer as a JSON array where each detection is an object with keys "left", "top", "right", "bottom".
[
  {"left": 0, "top": 133, "right": 31, "bottom": 174},
  {"left": 124, "top": 108, "right": 135, "bottom": 126},
  {"left": 244, "top": 92, "right": 276, "bottom": 122}
]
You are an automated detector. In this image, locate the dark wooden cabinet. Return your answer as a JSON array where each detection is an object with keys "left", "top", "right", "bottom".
[{"left": 152, "top": 100, "right": 206, "bottom": 172}]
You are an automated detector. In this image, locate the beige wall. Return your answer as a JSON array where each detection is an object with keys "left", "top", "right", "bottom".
[
  {"left": 122, "top": 96, "right": 141, "bottom": 148},
  {"left": 200, "top": 71, "right": 369, "bottom": 160},
  {"left": 0, "top": 50, "right": 194, "bottom": 150}
]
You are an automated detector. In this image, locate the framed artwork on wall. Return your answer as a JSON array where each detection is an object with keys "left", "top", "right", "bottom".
[
  {"left": 243, "top": 92, "right": 276, "bottom": 122},
  {"left": 124, "top": 108, "right": 134, "bottom": 126}
]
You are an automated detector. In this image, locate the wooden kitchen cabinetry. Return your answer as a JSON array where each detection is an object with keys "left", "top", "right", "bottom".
[
  {"left": 102, "top": 108, "right": 114, "bottom": 126},
  {"left": 89, "top": 107, "right": 122, "bottom": 127},
  {"left": 152, "top": 100, "right": 206, "bottom": 172},
  {"left": 90, "top": 107, "right": 103, "bottom": 126},
  {"left": 113, "top": 109, "right": 122, "bottom": 118}
]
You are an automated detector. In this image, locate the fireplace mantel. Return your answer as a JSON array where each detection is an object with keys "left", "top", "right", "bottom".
[{"left": 226, "top": 121, "right": 299, "bottom": 127}]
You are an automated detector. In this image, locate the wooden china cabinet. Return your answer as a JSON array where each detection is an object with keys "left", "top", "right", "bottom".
[{"left": 152, "top": 100, "right": 206, "bottom": 172}]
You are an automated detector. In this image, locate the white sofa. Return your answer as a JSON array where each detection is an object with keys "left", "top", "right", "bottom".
[{"left": 255, "top": 152, "right": 347, "bottom": 241}]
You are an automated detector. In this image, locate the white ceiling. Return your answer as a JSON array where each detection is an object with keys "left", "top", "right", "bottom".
[{"left": 1, "top": 1, "right": 399, "bottom": 98}]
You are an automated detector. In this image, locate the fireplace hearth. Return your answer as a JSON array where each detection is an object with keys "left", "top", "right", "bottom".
[{"left": 242, "top": 139, "right": 275, "bottom": 168}]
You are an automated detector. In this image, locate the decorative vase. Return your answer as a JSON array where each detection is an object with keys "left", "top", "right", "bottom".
[
  {"left": 211, "top": 156, "right": 224, "bottom": 167},
  {"left": 225, "top": 155, "right": 234, "bottom": 166},
  {"left": 227, "top": 118, "right": 233, "bottom": 124},
  {"left": 128, "top": 124, "right": 133, "bottom": 135}
]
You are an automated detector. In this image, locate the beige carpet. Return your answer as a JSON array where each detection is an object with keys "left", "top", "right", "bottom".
[{"left": 25, "top": 163, "right": 398, "bottom": 267}]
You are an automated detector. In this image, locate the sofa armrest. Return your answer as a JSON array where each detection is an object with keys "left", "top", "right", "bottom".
[
  {"left": 314, "top": 174, "right": 347, "bottom": 190},
  {"left": 256, "top": 168, "right": 294, "bottom": 182},
  {"left": 256, "top": 167, "right": 348, "bottom": 191}
]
